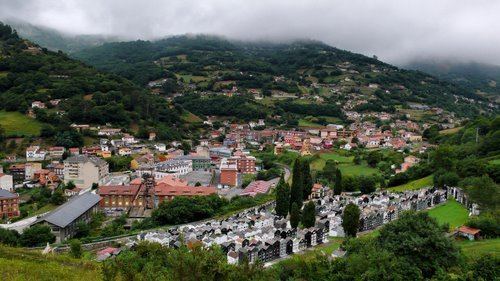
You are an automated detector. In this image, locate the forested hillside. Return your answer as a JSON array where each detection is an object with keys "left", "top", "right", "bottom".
[
  {"left": 74, "top": 35, "right": 496, "bottom": 118},
  {"left": 407, "top": 59, "right": 500, "bottom": 100},
  {"left": 0, "top": 22, "right": 182, "bottom": 138}
]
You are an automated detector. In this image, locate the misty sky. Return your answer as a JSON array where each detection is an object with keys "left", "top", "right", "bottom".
[{"left": 1, "top": 0, "right": 499, "bottom": 65}]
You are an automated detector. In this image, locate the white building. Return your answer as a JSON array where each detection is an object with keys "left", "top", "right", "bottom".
[
  {"left": 26, "top": 146, "right": 46, "bottom": 161},
  {"left": 0, "top": 174, "right": 13, "bottom": 192}
]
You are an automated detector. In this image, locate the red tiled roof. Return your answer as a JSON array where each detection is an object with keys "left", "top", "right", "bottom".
[
  {"left": 458, "top": 226, "right": 481, "bottom": 235},
  {"left": 98, "top": 185, "right": 140, "bottom": 195},
  {"left": 241, "top": 180, "right": 272, "bottom": 197},
  {"left": 154, "top": 183, "right": 216, "bottom": 196}
]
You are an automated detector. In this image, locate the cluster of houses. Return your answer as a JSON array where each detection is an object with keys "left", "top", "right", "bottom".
[{"left": 130, "top": 187, "right": 448, "bottom": 265}]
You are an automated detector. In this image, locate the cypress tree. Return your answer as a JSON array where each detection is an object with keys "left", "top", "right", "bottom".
[
  {"left": 342, "top": 203, "right": 361, "bottom": 237},
  {"left": 302, "top": 159, "right": 313, "bottom": 200},
  {"left": 334, "top": 168, "right": 343, "bottom": 195},
  {"left": 290, "top": 202, "right": 300, "bottom": 229},
  {"left": 275, "top": 174, "right": 290, "bottom": 217},
  {"left": 301, "top": 201, "right": 316, "bottom": 228},
  {"left": 290, "top": 158, "right": 304, "bottom": 210}
]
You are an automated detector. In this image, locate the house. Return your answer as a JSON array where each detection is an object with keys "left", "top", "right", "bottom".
[
  {"left": 174, "top": 155, "right": 211, "bottom": 171},
  {"left": 0, "top": 174, "right": 14, "bottom": 192},
  {"left": 122, "top": 134, "right": 137, "bottom": 144},
  {"left": 456, "top": 226, "right": 481, "bottom": 241},
  {"left": 69, "top": 147, "right": 80, "bottom": 155},
  {"left": 63, "top": 155, "right": 109, "bottom": 189},
  {"left": 96, "top": 247, "right": 121, "bottom": 262},
  {"left": 118, "top": 147, "right": 132, "bottom": 156},
  {"left": 33, "top": 192, "right": 101, "bottom": 242},
  {"left": 25, "top": 162, "right": 42, "bottom": 181},
  {"left": 219, "top": 160, "right": 238, "bottom": 187},
  {"left": 26, "top": 146, "right": 46, "bottom": 161},
  {"left": 98, "top": 128, "right": 121, "bottom": 136},
  {"left": 8, "top": 164, "right": 25, "bottom": 183},
  {"left": 0, "top": 189, "right": 20, "bottom": 218},
  {"left": 31, "top": 101, "right": 46, "bottom": 109},
  {"left": 153, "top": 159, "right": 193, "bottom": 178},
  {"left": 48, "top": 147, "right": 65, "bottom": 159},
  {"left": 154, "top": 143, "right": 167, "bottom": 152},
  {"left": 228, "top": 155, "right": 256, "bottom": 174}
]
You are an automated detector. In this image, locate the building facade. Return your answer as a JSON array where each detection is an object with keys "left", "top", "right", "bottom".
[
  {"left": 64, "top": 155, "right": 109, "bottom": 189},
  {"left": 0, "top": 189, "right": 20, "bottom": 219},
  {"left": 33, "top": 192, "right": 101, "bottom": 242}
]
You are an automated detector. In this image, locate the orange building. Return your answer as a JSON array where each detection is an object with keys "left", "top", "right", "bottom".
[
  {"left": 220, "top": 168, "right": 238, "bottom": 187},
  {"left": 97, "top": 176, "right": 216, "bottom": 208},
  {"left": 0, "top": 189, "right": 20, "bottom": 219}
]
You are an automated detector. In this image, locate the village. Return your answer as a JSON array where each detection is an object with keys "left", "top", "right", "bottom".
[{"left": 0, "top": 102, "right": 463, "bottom": 236}]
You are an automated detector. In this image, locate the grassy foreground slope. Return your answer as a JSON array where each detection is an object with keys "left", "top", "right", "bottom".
[
  {"left": 0, "top": 245, "right": 100, "bottom": 281},
  {"left": 0, "top": 111, "right": 43, "bottom": 137}
]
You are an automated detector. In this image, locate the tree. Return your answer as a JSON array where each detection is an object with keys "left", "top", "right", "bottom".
[
  {"left": 91, "top": 183, "right": 99, "bottom": 190},
  {"left": 50, "top": 189, "right": 66, "bottom": 205},
  {"left": 66, "top": 181, "right": 76, "bottom": 190},
  {"left": 275, "top": 175, "right": 290, "bottom": 217},
  {"left": 460, "top": 176, "right": 499, "bottom": 212},
  {"left": 302, "top": 159, "right": 313, "bottom": 199},
  {"left": 290, "top": 203, "right": 300, "bottom": 229},
  {"left": 366, "top": 151, "right": 382, "bottom": 167},
  {"left": 70, "top": 239, "right": 83, "bottom": 258},
  {"left": 321, "top": 159, "right": 337, "bottom": 183},
  {"left": 333, "top": 168, "right": 342, "bottom": 195},
  {"left": 471, "top": 254, "right": 500, "bottom": 280},
  {"left": 0, "top": 228, "right": 20, "bottom": 246},
  {"left": 377, "top": 212, "right": 460, "bottom": 278},
  {"left": 290, "top": 158, "right": 304, "bottom": 210},
  {"left": 353, "top": 153, "right": 362, "bottom": 165},
  {"left": 341, "top": 175, "right": 359, "bottom": 192},
  {"left": 74, "top": 221, "right": 91, "bottom": 238},
  {"left": 301, "top": 201, "right": 316, "bottom": 228},
  {"left": 433, "top": 171, "right": 460, "bottom": 188},
  {"left": 19, "top": 225, "right": 55, "bottom": 247},
  {"left": 358, "top": 175, "right": 376, "bottom": 194},
  {"left": 342, "top": 203, "right": 360, "bottom": 237}
]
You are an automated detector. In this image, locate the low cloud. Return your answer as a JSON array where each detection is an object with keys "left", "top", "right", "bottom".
[{"left": 1, "top": 0, "right": 499, "bottom": 65}]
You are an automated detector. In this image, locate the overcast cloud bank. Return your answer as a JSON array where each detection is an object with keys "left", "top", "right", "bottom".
[{"left": 1, "top": 0, "right": 499, "bottom": 65}]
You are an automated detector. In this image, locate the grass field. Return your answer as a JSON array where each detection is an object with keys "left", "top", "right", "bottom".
[
  {"left": 0, "top": 245, "right": 101, "bottom": 281},
  {"left": 298, "top": 119, "right": 323, "bottom": 128},
  {"left": 311, "top": 152, "right": 379, "bottom": 176},
  {"left": 457, "top": 238, "right": 500, "bottom": 259},
  {"left": 439, "top": 127, "right": 463, "bottom": 135},
  {"left": 388, "top": 175, "right": 433, "bottom": 192},
  {"left": 181, "top": 111, "right": 203, "bottom": 123},
  {"left": 175, "top": 74, "right": 207, "bottom": 83},
  {"left": 489, "top": 159, "right": 500, "bottom": 165},
  {"left": 427, "top": 199, "right": 469, "bottom": 230},
  {"left": 0, "top": 111, "right": 43, "bottom": 137}
]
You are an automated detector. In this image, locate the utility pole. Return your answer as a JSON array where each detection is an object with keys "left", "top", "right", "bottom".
[{"left": 475, "top": 127, "right": 479, "bottom": 144}]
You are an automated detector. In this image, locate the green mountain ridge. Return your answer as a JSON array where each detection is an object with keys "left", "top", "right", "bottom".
[
  {"left": 405, "top": 59, "right": 500, "bottom": 101},
  {"left": 73, "top": 34, "right": 495, "bottom": 118},
  {"left": 0, "top": 22, "right": 182, "bottom": 139}
]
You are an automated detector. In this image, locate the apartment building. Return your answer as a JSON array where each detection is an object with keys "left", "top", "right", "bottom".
[{"left": 64, "top": 155, "right": 109, "bottom": 189}]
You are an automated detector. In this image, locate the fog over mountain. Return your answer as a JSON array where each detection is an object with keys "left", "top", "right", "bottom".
[{"left": 1, "top": 0, "right": 499, "bottom": 66}]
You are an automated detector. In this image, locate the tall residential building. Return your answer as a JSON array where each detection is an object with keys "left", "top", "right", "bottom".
[
  {"left": 0, "top": 189, "right": 20, "bottom": 219},
  {"left": 64, "top": 155, "right": 109, "bottom": 189},
  {"left": 0, "top": 174, "right": 13, "bottom": 192}
]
